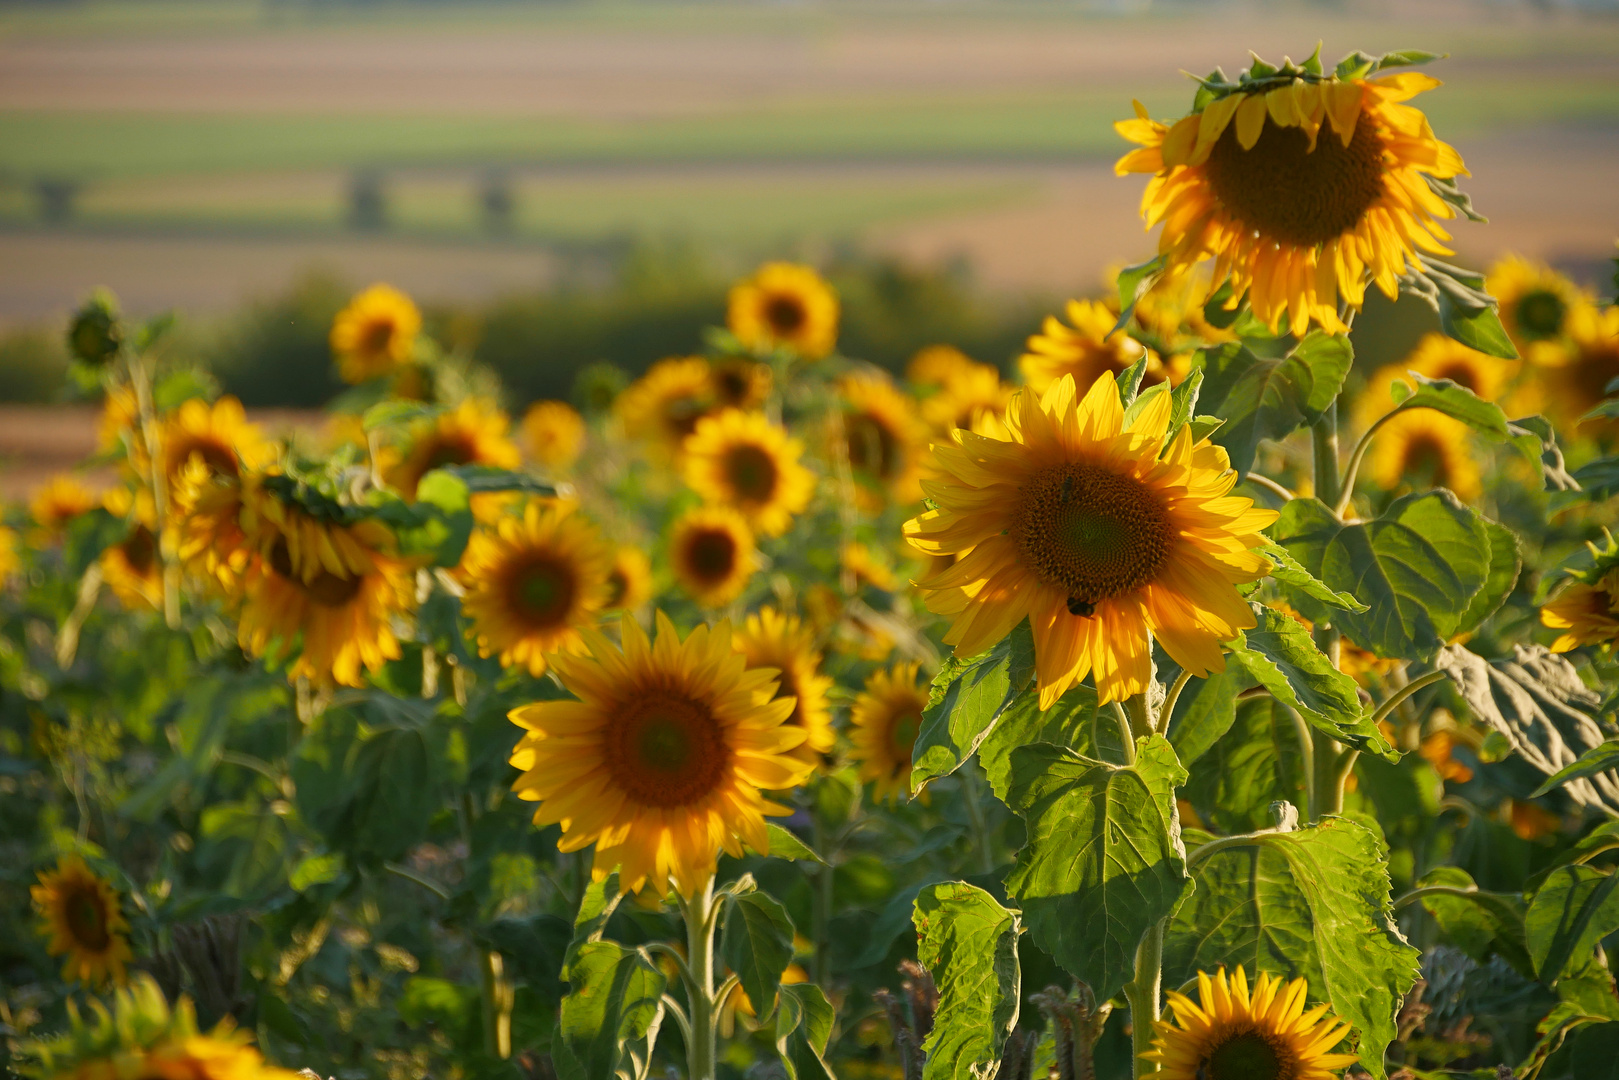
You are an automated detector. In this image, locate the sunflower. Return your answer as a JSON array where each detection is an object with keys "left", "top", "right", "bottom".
[
  {"left": 30, "top": 855, "right": 132, "bottom": 988},
  {"left": 507, "top": 612, "right": 814, "bottom": 896},
  {"left": 1537, "top": 302, "right": 1619, "bottom": 432},
  {"left": 836, "top": 373, "right": 927, "bottom": 507},
  {"left": 386, "top": 398, "right": 522, "bottom": 501},
  {"left": 709, "top": 356, "right": 773, "bottom": 411},
  {"left": 1117, "top": 56, "right": 1472, "bottom": 336},
  {"left": 683, "top": 409, "right": 816, "bottom": 538},
  {"left": 849, "top": 661, "right": 929, "bottom": 804},
  {"left": 905, "top": 374, "right": 1276, "bottom": 707},
  {"left": 669, "top": 506, "right": 757, "bottom": 608},
  {"left": 734, "top": 606, "right": 835, "bottom": 767},
  {"left": 97, "top": 384, "right": 139, "bottom": 454},
  {"left": 920, "top": 361, "right": 1014, "bottom": 434},
  {"left": 100, "top": 517, "right": 164, "bottom": 612},
  {"left": 1355, "top": 333, "right": 1519, "bottom": 429},
  {"left": 1488, "top": 254, "right": 1588, "bottom": 364},
  {"left": 843, "top": 541, "right": 899, "bottom": 592},
  {"left": 1543, "top": 569, "right": 1619, "bottom": 652},
  {"left": 727, "top": 262, "right": 839, "bottom": 361},
  {"left": 605, "top": 546, "right": 654, "bottom": 612},
  {"left": 1126, "top": 265, "right": 1236, "bottom": 364},
  {"left": 235, "top": 482, "right": 416, "bottom": 687},
  {"left": 1366, "top": 408, "right": 1481, "bottom": 502},
  {"left": 330, "top": 283, "right": 421, "bottom": 384},
  {"left": 1020, "top": 298, "right": 1166, "bottom": 396},
  {"left": 907, "top": 344, "right": 978, "bottom": 389},
  {"left": 616, "top": 357, "right": 717, "bottom": 452},
  {"left": 158, "top": 396, "right": 272, "bottom": 497},
  {"left": 30, "top": 475, "right": 97, "bottom": 536},
  {"left": 521, "top": 400, "right": 586, "bottom": 473},
  {"left": 1144, "top": 967, "right": 1357, "bottom": 1080},
  {"left": 459, "top": 500, "right": 614, "bottom": 676}
]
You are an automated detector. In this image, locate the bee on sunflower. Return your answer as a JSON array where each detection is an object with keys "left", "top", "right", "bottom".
[
  {"left": 329, "top": 283, "right": 421, "bottom": 385},
  {"left": 727, "top": 262, "right": 839, "bottom": 361},
  {"left": 1020, "top": 298, "right": 1168, "bottom": 396},
  {"left": 507, "top": 612, "right": 814, "bottom": 896},
  {"left": 30, "top": 854, "right": 133, "bottom": 988},
  {"left": 669, "top": 506, "right": 757, "bottom": 608},
  {"left": 682, "top": 409, "right": 816, "bottom": 538},
  {"left": 1144, "top": 967, "right": 1358, "bottom": 1080},
  {"left": 906, "top": 374, "right": 1276, "bottom": 707},
  {"left": 734, "top": 606, "right": 835, "bottom": 769},
  {"left": 1116, "top": 49, "right": 1476, "bottom": 337},
  {"left": 848, "top": 661, "right": 930, "bottom": 804}
]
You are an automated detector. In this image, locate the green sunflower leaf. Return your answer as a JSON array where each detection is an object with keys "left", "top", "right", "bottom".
[
  {"left": 1526, "top": 865, "right": 1619, "bottom": 983},
  {"left": 1373, "top": 48, "right": 1444, "bottom": 72},
  {"left": 552, "top": 941, "right": 667, "bottom": 1080},
  {"left": 1166, "top": 365, "right": 1204, "bottom": 443},
  {"left": 1165, "top": 668, "right": 1241, "bottom": 768},
  {"left": 910, "top": 620, "right": 1036, "bottom": 791},
  {"left": 1398, "top": 257, "right": 1519, "bottom": 360},
  {"left": 1413, "top": 866, "right": 1533, "bottom": 977},
  {"left": 1194, "top": 334, "right": 1353, "bottom": 477},
  {"left": 1003, "top": 736, "right": 1193, "bottom": 1002},
  {"left": 1454, "top": 519, "right": 1523, "bottom": 639},
  {"left": 1116, "top": 355, "right": 1150, "bottom": 406},
  {"left": 913, "top": 881, "right": 1022, "bottom": 1080},
  {"left": 1530, "top": 740, "right": 1619, "bottom": 800},
  {"left": 1387, "top": 373, "right": 1511, "bottom": 439},
  {"left": 1111, "top": 254, "right": 1168, "bottom": 336},
  {"left": 721, "top": 891, "right": 796, "bottom": 1024},
  {"left": 1166, "top": 817, "right": 1421, "bottom": 1080},
  {"left": 775, "top": 983, "right": 837, "bottom": 1080},
  {"left": 978, "top": 685, "right": 1100, "bottom": 799},
  {"left": 1273, "top": 492, "right": 1491, "bottom": 662},
  {"left": 1262, "top": 539, "right": 1368, "bottom": 613}
]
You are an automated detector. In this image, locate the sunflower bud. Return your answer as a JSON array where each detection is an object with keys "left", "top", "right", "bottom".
[{"left": 67, "top": 289, "right": 124, "bottom": 368}]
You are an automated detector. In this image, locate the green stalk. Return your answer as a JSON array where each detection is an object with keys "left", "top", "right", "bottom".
[
  {"left": 961, "top": 765, "right": 996, "bottom": 876},
  {"left": 1310, "top": 402, "right": 1342, "bottom": 511},
  {"left": 679, "top": 877, "right": 721, "bottom": 1080},
  {"left": 1124, "top": 919, "right": 1166, "bottom": 1076},
  {"left": 1308, "top": 406, "right": 1348, "bottom": 819},
  {"left": 811, "top": 807, "right": 833, "bottom": 990}
]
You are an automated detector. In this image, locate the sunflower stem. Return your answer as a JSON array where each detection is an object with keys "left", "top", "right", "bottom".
[
  {"left": 960, "top": 764, "right": 996, "bottom": 876},
  {"left": 812, "top": 805, "right": 833, "bottom": 990},
  {"left": 1284, "top": 705, "right": 1316, "bottom": 820},
  {"left": 1158, "top": 670, "right": 1194, "bottom": 734},
  {"left": 1123, "top": 918, "right": 1165, "bottom": 1076},
  {"left": 125, "top": 350, "right": 182, "bottom": 629},
  {"left": 1310, "top": 400, "right": 1342, "bottom": 511},
  {"left": 679, "top": 875, "right": 722, "bottom": 1080},
  {"left": 1122, "top": 694, "right": 1152, "bottom": 751}
]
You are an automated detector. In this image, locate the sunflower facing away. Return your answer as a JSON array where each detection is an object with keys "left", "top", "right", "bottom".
[
  {"left": 905, "top": 374, "right": 1277, "bottom": 707},
  {"left": 669, "top": 506, "right": 757, "bottom": 608},
  {"left": 459, "top": 499, "right": 615, "bottom": 676},
  {"left": 849, "top": 661, "right": 929, "bottom": 804},
  {"left": 507, "top": 612, "right": 814, "bottom": 896},
  {"left": 605, "top": 545, "right": 654, "bottom": 613},
  {"left": 1354, "top": 333, "right": 1520, "bottom": 429},
  {"left": 520, "top": 399, "right": 586, "bottom": 473},
  {"left": 683, "top": 409, "right": 816, "bottom": 538},
  {"left": 386, "top": 398, "right": 522, "bottom": 501},
  {"left": 1488, "top": 254, "right": 1588, "bottom": 364},
  {"left": 1020, "top": 298, "right": 1166, "bottom": 396},
  {"left": 734, "top": 606, "right": 836, "bottom": 767},
  {"left": 30, "top": 854, "right": 133, "bottom": 988},
  {"left": 330, "top": 283, "right": 421, "bottom": 384},
  {"left": 1145, "top": 967, "right": 1358, "bottom": 1080},
  {"left": 235, "top": 480, "right": 416, "bottom": 686},
  {"left": 1543, "top": 568, "right": 1619, "bottom": 652},
  {"left": 1367, "top": 408, "right": 1481, "bottom": 502},
  {"left": 727, "top": 262, "right": 839, "bottom": 361},
  {"left": 837, "top": 372, "right": 928, "bottom": 507},
  {"left": 1117, "top": 54, "right": 1472, "bottom": 336}
]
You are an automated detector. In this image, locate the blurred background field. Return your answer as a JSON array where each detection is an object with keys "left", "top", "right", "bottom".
[{"left": 1, "top": 0, "right": 1617, "bottom": 488}]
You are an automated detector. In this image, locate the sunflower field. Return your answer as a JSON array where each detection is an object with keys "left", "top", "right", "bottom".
[{"left": 7, "top": 45, "right": 1619, "bottom": 1080}]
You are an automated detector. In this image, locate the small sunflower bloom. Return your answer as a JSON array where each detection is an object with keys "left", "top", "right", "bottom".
[
  {"left": 100, "top": 517, "right": 164, "bottom": 612},
  {"left": 669, "top": 506, "right": 757, "bottom": 608},
  {"left": 849, "top": 661, "right": 930, "bottom": 804},
  {"left": 683, "top": 409, "right": 816, "bottom": 538},
  {"left": 1488, "top": 254, "right": 1589, "bottom": 364},
  {"left": 1538, "top": 302, "right": 1619, "bottom": 432},
  {"left": 1145, "top": 967, "right": 1358, "bottom": 1080},
  {"left": 1020, "top": 298, "right": 1165, "bottom": 396},
  {"left": 1543, "top": 569, "right": 1619, "bottom": 652},
  {"left": 507, "top": 612, "right": 814, "bottom": 896},
  {"left": 616, "top": 357, "right": 717, "bottom": 452},
  {"left": 836, "top": 372, "right": 928, "bottom": 508},
  {"left": 605, "top": 546, "right": 654, "bottom": 612},
  {"left": 727, "top": 262, "right": 839, "bottom": 360},
  {"left": 30, "top": 855, "right": 133, "bottom": 988},
  {"left": 708, "top": 356, "right": 773, "bottom": 411},
  {"left": 1117, "top": 55, "right": 1472, "bottom": 336},
  {"left": 330, "top": 283, "right": 421, "bottom": 384},
  {"left": 1367, "top": 408, "right": 1481, "bottom": 502},
  {"left": 386, "top": 398, "right": 522, "bottom": 501},
  {"left": 905, "top": 374, "right": 1276, "bottom": 707},
  {"left": 920, "top": 361, "right": 1014, "bottom": 434},
  {"left": 734, "top": 606, "right": 835, "bottom": 769},
  {"left": 521, "top": 399, "right": 587, "bottom": 473},
  {"left": 906, "top": 344, "right": 978, "bottom": 389},
  {"left": 1354, "top": 333, "right": 1519, "bottom": 429},
  {"left": 30, "top": 475, "right": 98, "bottom": 537}
]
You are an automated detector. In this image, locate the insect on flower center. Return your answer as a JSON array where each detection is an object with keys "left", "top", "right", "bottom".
[
  {"left": 510, "top": 556, "right": 576, "bottom": 628},
  {"left": 1014, "top": 463, "right": 1175, "bottom": 604},
  {"left": 1516, "top": 289, "right": 1567, "bottom": 340},
  {"left": 685, "top": 528, "right": 738, "bottom": 583},
  {"left": 764, "top": 294, "right": 807, "bottom": 335},
  {"left": 270, "top": 539, "right": 364, "bottom": 608},
  {"left": 606, "top": 694, "right": 729, "bottom": 808},
  {"left": 63, "top": 884, "right": 111, "bottom": 950},
  {"left": 1203, "top": 1029, "right": 1291, "bottom": 1080},
  {"left": 724, "top": 443, "right": 780, "bottom": 504},
  {"left": 1204, "top": 103, "right": 1386, "bottom": 248}
]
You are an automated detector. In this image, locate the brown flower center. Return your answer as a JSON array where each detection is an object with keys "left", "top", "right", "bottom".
[
  {"left": 170, "top": 437, "right": 239, "bottom": 481},
  {"left": 604, "top": 693, "right": 729, "bottom": 808},
  {"left": 361, "top": 317, "right": 397, "bottom": 357},
  {"left": 663, "top": 395, "right": 709, "bottom": 441},
  {"left": 1516, "top": 288, "right": 1567, "bottom": 340},
  {"left": 270, "top": 538, "right": 364, "bottom": 608},
  {"left": 122, "top": 525, "right": 157, "bottom": 575},
  {"left": 846, "top": 412, "right": 898, "bottom": 480},
  {"left": 63, "top": 884, "right": 111, "bottom": 951},
  {"left": 684, "top": 528, "right": 738, "bottom": 584},
  {"left": 605, "top": 567, "right": 629, "bottom": 609},
  {"left": 1204, "top": 105, "right": 1386, "bottom": 248},
  {"left": 724, "top": 443, "right": 780, "bottom": 504},
  {"left": 886, "top": 705, "right": 922, "bottom": 777},
  {"left": 1013, "top": 463, "right": 1174, "bottom": 606},
  {"left": 1431, "top": 361, "right": 1480, "bottom": 394},
  {"left": 765, "top": 294, "right": 807, "bottom": 336},
  {"left": 1203, "top": 1028, "right": 1292, "bottom": 1080},
  {"left": 509, "top": 556, "right": 576, "bottom": 629},
  {"left": 1400, "top": 432, "right": 1452, "bottom": 489},
  {"left": 424, "top": 433, "right": 479, "bottom": 472}
]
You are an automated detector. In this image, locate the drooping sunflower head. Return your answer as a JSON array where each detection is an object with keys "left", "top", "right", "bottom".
[
  {"left": 459, "top": 499, "right": 615, "bottom": 676},
  {"left": 507, "top": 612, "right": 814, "bottom": 896},
  {"left": 616, "top": 357, "right": 717, "bottom": 452},
  {"left": 236, "top": 480, "right": 416, "bottom": 687},
  {"left": 30, "top": 854, "right": 133, "bottom": 988},
  {"left": 1539, "top": 302, "right": 1619, "bottom": 432},
  {"left": 1488, "top": 254, "right": 1589, "bottom": 363},
  {"left": 386, "top": 398, "right": 522, "bottom": 501},
  {"left": 709, "top": 355, "right": 773, "bottom": 411},
  {"left": 159, "top": 396, "right": 273, "bottom": 500},
  {"left": 605, "top": 545, "right": 654, "bottom": 613},
  {"left": 521, "top": 399, "right": 586, "bottom": 473},
  {"left": 907, "top": 344, "right": 978, "bottom": 390},
  {"left": 682, "top": 409, "right": 816, "bottom": 538},
  {"left": 836, "top": 373, "right": 928, "bottom": 507},
  {"left": 30, "top": 475, "right": 98, "bottom": 536},
  {"left": 1146, "top": 967, "right": 1357, "bottom": 1080},
  {"left": 849, "top": 661, "right": 929, "bottom": 804},
  {"left": 1544, "top": 564, "right": 1619, "bottom": 653},
  {"left": 727, "top": 262, "right": 839, "bottom": 361},
  {"left": 735, "top": 606, "right": 835, "bottom": 766},
  {"left": 905, "top": 374, "right": 1277, "bottom": 706},
  {"left": 330, "top": 283, "right": 421, "bottom": 385},
  {"left": 1020, "top": 298, "right": 1165, "bottom": 396},
  {"left": 1117, "top": 51, "right": 1471, "bottom": 336},
  {"left": 1354, "top": 333, "right": 1519, "bottom": 429},
  {"left": 669, "top": 506, "right": 757, "bottom": 608},
  {"left": 1367, "top": 408, "right": 1481, "bottom": 503},
  {"left": 920, "top": 361, "right": 1014, "bottom": 434}
]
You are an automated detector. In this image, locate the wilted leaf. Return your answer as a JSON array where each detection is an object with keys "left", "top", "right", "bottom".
[{"left": 913, "top": 881, "right": 1022, "bottom": 1080}]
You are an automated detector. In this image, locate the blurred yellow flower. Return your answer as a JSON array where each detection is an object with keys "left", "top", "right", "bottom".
[
  {"left": 605, "top": 545, "right": 654, "bottom": 613},
  {"left": 617, "top": 357, "right": 716, "bottom": 452},
  {"left": 920, "top": 361, "right": 1013, "bottom": 434},
  {"left": 906, "top": 344, "right": 977, "bottom": 389},
  {"left": 330, "top": 283, "right": 421, "bottom": 384},
  {"left": 1488, "top": 254, "right": 1588, "bottom": 364},
  {"left": 728, "top": 262, "right": 839, "bottom": 360},
  {"left": 1543, "top": 568, "right": 1619, "bottom": 652},
  {"left": 683, "top": 409, "right": 815, "bottom": 538},
  {"left": 1537, "top": 301, "right": 1619, "bottom": 432},
  {"left": 836, "top": 372, "right": 927, "bottom": 508},
  {"left": 1355, "top": 333, "right": 1519, "bottom": 429},
  {"left": 734, "top": 606, "right": 835, "bottom": 769},
  {"left": 1367, "top": 408, "right": 1481, "bottom": 502},
  {"left": 849, "top": 661, "right": 929, "bottom": 804},
  {"left": 669, "top": 506, "right": 756, "bottom": 608},
  {"left": 386, "top": 398, "right": 522, "bottom": 501},
  {"left": 521, "top": 399, "right": 586, "bottom": 472},
  {"left": 1019, "top": 298, "right": 1163, "bottom": 396},
  {"left": 30, "top": 854, "right": 132, "bottom": 988},
  {"left": 30, "top": 475, "right": 97, "bottom": 536}
]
